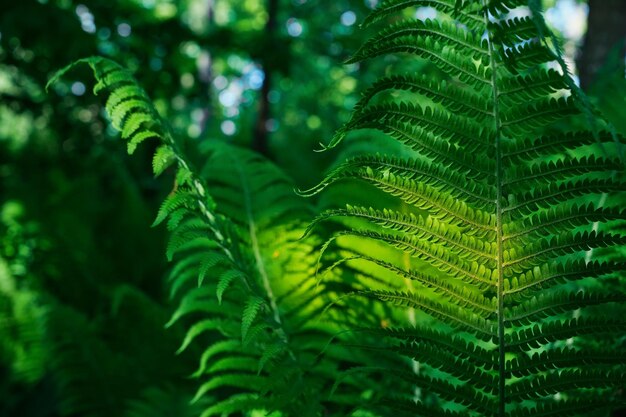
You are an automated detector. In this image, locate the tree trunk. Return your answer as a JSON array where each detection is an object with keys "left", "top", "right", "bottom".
[{"left": 252, "top": 0, "right": 278, "bottom": 157}]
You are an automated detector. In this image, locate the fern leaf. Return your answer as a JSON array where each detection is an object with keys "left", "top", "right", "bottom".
[
  {"left": 309, "top": 1, "right": 626, "bottom": 414},
  {"left": 504, "top": 259, "right": 625, "bottom": 298},
  {"left": 354, "top": 74, "right": 491, "bottom": 119},
  {"left": 192, "top": 374, "right": 265, "bottom": 403},
  {"left": 215, "top": 269, "right": 244, "bottom": 303},
  {"left": 352, "top": 19, "right": 488, "bottom": 63},
  {"left": 507, "top": 369, "right": 625, "bottom": 402},
  {"left": 360, "top": 290, "right": 495, "bottom": 338},
  {"left": 152, "top": 145, "right": 176, "bottom": 176},
  {"left": 176, "top": 319, "right": 232, "bottom": 354},
  {"left": 505, "top": 291, "right": 626, "bottom": 326},
  {"left": 362, "top": 0, "right": 483, "bottom": 29},
  {"left": 510, "top": 398, "right": 619, "bottom": 417},
  {"left": 507, "top": 347, "right": 626, "bottom": 378},
  {"left": 153, "top": 191, "right": 198, "bottom": 227},
  {"left": 241, "top": 296, "right": 266, "bottom": 343},
  {"left": 506, "top": 318, "right": 626, "bottom": 351}
]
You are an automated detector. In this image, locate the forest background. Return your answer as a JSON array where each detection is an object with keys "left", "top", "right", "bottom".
[{"left": 0, "top": 0, "right": 625, "bottom": 416}]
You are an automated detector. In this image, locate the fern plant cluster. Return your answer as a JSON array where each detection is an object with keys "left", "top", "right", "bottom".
[{"left": 46, "top": 0, "right": 626, "bottom": 416}]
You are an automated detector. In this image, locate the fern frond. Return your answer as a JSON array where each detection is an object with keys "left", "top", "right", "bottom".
[
  {"left": 500, "top": 97, "right": 577, "bottom": 135},
  {"left": 49, "top": 57, "right": 167, "bottom": 155},
  {"left": 337, "top": 366, "right": 497, "bottom": 414},
  {"left": 503, "top": 230, "right": 626, "bottom": 273},
  {"left": 507, "top": 348, "right": 626, "bottom": 377},
  {"left": 352, "top": 169, "right": 496, "bottom": 233},
  {"left": 329, "top": 229, "right": 496, "bottom": 287},
  {"left": 500, "top": 40, "right": 554, "bottom": 71},
  {"left": 360, "top": 290, "right": 495, "bottom": 337},
  {"left": 362, "top": 0, "right": 484, "bottom": 29},
  {"left": 509, "top": 398, "right": 620, "bottom": 417},
  {"left": 352, "top": 254, "right": 496, "bottom": 316},
  {"left": 505, "top": 291, "right": 626, "bottom": 326},
  {"left": 503, "top": 156, "right": 621, "bottom": 189},
  {"left": 368, "top": 326, "right": 496, "bottom": 367},
  {"left": 354, "top": 74, "right": 491, "bottom": 119},
  {"left": 342, "top": 102, "right": 492, "bottom": 152},
  {"left": 503, "top": 177, "right": 626, "bottom": 215},
  {"left": 49, "top": 57, "right": 347, "bottom": 417},
  {"left": 313, "top": 206, "right": 496, "bottom": 263},
  {"left": 502, "top": 130, "right": 621, "bottom": 163},
  {"left": 197, "top": 394, "right": 264, "bottom": 417},
  {"left": 506, "top": 318, "right": 626, "bottom": 350},
  {"left": 498, "top": 69, "right": 566, "bottom": 103},
  {"left": 504, "top": 259, "right": 625, "bottom": 298},
  {"left": 491, "top": 16, "right": 537, "bottom": 46},
  {"left": 504, "top": 203, "right": 626, "bottom": 241},
  {"left": 352, "top": 19, "right": 488, "bottom": 63},
  {"left": 388, "top": 342, "right": 497, "bottom": 389},
  {"left": 310, "top": 1, "right": 626, "bottom": 414},
  {"left": 300, "top": 154, "right": 495, "bottom": 202},
  {"left": 507, "top": 369, "right": 625, "bottom": 402}
]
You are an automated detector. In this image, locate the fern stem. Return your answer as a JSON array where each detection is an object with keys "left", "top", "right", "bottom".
[
  {"left": 234, "top": 162, "right": 291, "bottom": 348},
  {"left": 173, "top": 151, "right": 236, "bottom": 260},
  {"left": 163, "top": 130, "right": 257, "bottom": 294},
  {"left": 398, "top": 201, "right": 423, "bottom": 400},
  {"left": 483, "top": 4, "right": 506, "bottom": 416}
]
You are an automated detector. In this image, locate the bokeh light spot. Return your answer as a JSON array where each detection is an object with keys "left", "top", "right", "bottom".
[
  {"left": 340, "top": 11, "right": 356, "bottom": 26},
  {"left": 415, "top": 7, "right": 437, "bottom": 21},
  {"left": 213, "top": 75, "right": 228, "bottom": 90},
  {"left": 117, "top": 23, "right": 131, "bottom": 37},
  {"left": 287, "top": 18, "right": 303, "bottom": 37},
  {"left": 71, "top": 81, "right": 86, "bottom": 96},
  {"left": 221, "top": 120, "right": 236, "bottom": 136}
]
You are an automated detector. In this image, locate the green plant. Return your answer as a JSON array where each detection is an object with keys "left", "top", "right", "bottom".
[
  {"left": 305, "top": 0, "right": 626, "bottom": 415},
  {"left": 47, "top": 1, "right": 626, "bottom": 416},
  {"left": 47, "top": 57, "right": 365, "bottom": 417}
]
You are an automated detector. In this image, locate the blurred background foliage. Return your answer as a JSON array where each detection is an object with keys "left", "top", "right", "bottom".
[{"left": 0, "top": 0, "right": 624, "bottom": 416}]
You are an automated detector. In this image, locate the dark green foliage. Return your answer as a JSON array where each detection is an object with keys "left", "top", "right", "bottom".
[
  {"left": 17, "top": 1, "right": 626, "bottom": 416},
  {"left": 305, "top": 0, "right": 626, "bottom": 415},
  {"left": 47, "top": 57, "right": 371, "bottom": 417}
]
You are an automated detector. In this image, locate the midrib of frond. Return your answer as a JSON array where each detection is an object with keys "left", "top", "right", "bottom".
[
  {"left": 482, "top": 4, "right": 506, "bottom": 416},
  {"left": 234, "top": 161, "right": 287, "bottom": 340}
]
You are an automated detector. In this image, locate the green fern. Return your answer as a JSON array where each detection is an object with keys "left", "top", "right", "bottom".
[
  {"left": 47, "top": 1, "right": 626, "bottom": 414},
  {"left": 0, "top": 257, "right": 48, "bottom": 385},
  {"left": 48, "top": 57, "right": 364, "bottom": 417},
  {"left": 307, "top": 0, "right": 626, "bottom": 415}
]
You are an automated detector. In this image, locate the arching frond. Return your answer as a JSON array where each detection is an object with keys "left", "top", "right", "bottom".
[{"left": 307, "top": 1, "right": 626, "bottom": 415}]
